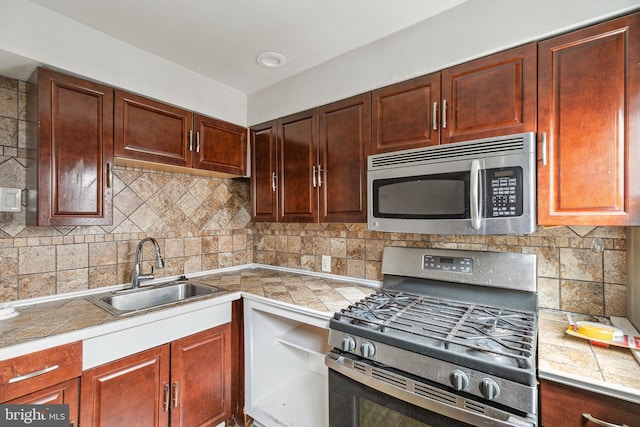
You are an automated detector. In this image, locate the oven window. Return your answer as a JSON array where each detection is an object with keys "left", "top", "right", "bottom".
[
  {"left": 329, "top": 369, "right": 474, "bottom": 427},
  {"left": 359, "top": 399, "right": 427, "bottom": 427},
  {"left": 372, "top": 172, "right": 470, "bottom": 219}
]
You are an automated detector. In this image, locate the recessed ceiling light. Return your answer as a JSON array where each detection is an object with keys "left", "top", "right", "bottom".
[{"left": 256, "top": 52, "right": 287, "bottom": 69}]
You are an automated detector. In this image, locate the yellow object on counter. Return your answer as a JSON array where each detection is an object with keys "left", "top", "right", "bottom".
[{"left": 575, "top": 321, "right": 625, "bottom": 342}]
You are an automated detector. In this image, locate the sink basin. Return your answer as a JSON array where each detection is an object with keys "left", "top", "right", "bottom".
[{"left": 86, "top": 280, "right": 226, "bottom": 316}]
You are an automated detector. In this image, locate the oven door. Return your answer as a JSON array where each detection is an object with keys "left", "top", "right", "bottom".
[{"left": 326, "top": 352, "right": 537, "bottom": 427}]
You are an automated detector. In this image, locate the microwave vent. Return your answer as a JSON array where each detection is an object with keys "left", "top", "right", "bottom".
[{"left": 369, "top": 133, "right": 533, "bottom": 170}]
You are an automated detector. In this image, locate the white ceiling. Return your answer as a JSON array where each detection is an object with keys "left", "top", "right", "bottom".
[{"left": 28, "top": 0, "right": 467, "bottom": 94}]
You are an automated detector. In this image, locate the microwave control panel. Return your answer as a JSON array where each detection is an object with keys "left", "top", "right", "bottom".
[{"left": 485, "top": 167, "right": 523, "bottom": 217}]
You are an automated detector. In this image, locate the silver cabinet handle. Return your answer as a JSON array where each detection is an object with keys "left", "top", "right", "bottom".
[
  {"left": 540, "top": 132, "right": 547, "bottom": 166},
  {"left": 470, "top": 159, "right": 481, "bottom": 230},
  {"left": 172, "top": 381, "right": 179, "bottom": 408},
  {"left": 442, "top": 99, "right": 447, "bottom": 129},
  {"left": 8, "top": 365, "right": 59, "bottom": 383},
  {"left": 583, "top": 413, "right": 629, "bottom": 427},
  {"left": 188, "top": 130, "right": 193, "bottom": 152},
  {"left": 312, "top": 166, "right": 317, "bottom": 188},
  {"left": 272, "top": 172, "right": 277, "bottom": 192},
  {"left": 432, "top": 101, "right": 438, "bottom": 130},
  {"left": 196, "top": 131, "right": 200, "bottom": 153},
  {"left": 317, "top": 165, "right": 323, "bottom": 187},
  {"left": 163, "top": 384, "right": 170, "bottom": 412},
  {"left": 106, "top": 162, "right": 112, "bottom": 189}
]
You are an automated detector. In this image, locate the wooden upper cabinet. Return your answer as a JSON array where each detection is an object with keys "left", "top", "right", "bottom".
[
  {"left": 318, "top": 93, "right": 371, "bottom": 222},
  {"left": 114, "top": 90, "right": 192, "bottom": 167},
  {"left": 441, "top": 43, "right": 537, "bottom": 145},
  {"left": 371, "top": 73, "right": 440, "bottom": 154},
  {"left": 537, "top": 13, "right": 640, "bottom": 226},
  {"left": 194, "top": 114, "right": 247, "bottom": 175},
  {"left": 36, "top": 68, "right": 114, "bottom": 226},
  {"left": 170, "top": 324, "right": 232, "bottom": 427},
  {"left": 250, "top": 121, "right": 278, "bottom": 222},
  {"left": 278, "top": 110, "right": 318, "bottom": 223}
]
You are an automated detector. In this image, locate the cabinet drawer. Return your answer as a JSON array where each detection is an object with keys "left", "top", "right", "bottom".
[
  {"left": 0, "top": 341, "right": 82, "bottom": 402},
  {"left": 540, "top": 379, "right": 640, "bottom": 426}
]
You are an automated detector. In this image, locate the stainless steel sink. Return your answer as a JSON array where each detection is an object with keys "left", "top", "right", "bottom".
[{"left": 86, "top": 280, "right": 226, "bottom": 316}]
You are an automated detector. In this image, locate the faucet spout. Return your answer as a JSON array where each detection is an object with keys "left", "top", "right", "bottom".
[{"left": 131, "top": 237, "right": 164, "bottom": 289}]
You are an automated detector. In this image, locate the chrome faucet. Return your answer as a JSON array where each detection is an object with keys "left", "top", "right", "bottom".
[{"left": 131, "top": 237, "right": 165, "bottom": 289}]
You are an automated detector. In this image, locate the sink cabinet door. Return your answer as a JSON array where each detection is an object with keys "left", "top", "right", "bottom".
[
  {"left": 7, "top": 378, "right": 80, "bottom": 427},
  {"left": 170, "top": 323, "right": 232, "bottom": 427},
  {"left": 80, "top": 345, "right": 170, "bottom": 427}
]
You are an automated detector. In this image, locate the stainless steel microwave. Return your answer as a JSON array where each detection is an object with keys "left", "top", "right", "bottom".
[{"left": 367, "top": 132, "right": 537, "bottom": 235}]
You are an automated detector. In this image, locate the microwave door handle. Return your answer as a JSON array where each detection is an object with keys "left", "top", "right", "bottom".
[{"left": 470, "top": 159, "right": 481, "bottom": 230}]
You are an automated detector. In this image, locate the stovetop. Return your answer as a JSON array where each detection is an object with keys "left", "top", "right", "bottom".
[
  {"left": 330, "top": 288, "right": 537, "bottom": 384},
  {"left": 329, "top": 247, "right": 539, "bottom": 386}
]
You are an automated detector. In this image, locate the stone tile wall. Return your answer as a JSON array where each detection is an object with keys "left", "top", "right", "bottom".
[
  {"left": 0, "top": 75, "right": 630, "bottom": 318},
  {"left": 253, "top": 223, "right": 627, "bottom": 317}
]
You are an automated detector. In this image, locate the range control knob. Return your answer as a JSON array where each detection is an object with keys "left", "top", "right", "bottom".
[
  {"left": 341, "top": 336, "right": 356, "bottom": 352},
  {"left": 480, "top": 378, "right": 500, "bottom": 400},
  {"left": 449, "top": 369, "right": 469, "bottom": 391},
  {"left": 360, "top": 342, "right": 376, "bottom": 358}
]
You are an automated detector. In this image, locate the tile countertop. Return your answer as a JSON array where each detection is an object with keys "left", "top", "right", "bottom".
[
  {"left": 1, "top": 265, "right": 640, "bottom": 404},
  {"left": 0, "top": 266, "right": 378, "bottom": 356},
  {"left": 538, "top": 309, "right": 640, "bottom": 404}
]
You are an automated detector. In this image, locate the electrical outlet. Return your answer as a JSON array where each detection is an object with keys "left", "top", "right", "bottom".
[{"left": 322, "top": 255, "right": 331, "bottom": 272}]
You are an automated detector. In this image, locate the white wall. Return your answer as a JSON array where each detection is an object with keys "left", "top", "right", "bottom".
[
  {"left": 0, "top": 0, "right": 247, "bottom": 126},
  {"left": 247, "top": 0, "right": 640, "bottom": 125}
]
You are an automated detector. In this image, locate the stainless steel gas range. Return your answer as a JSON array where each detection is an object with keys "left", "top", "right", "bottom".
[{"left": 326, "top": 247, "right": 538, "bottom": 427}]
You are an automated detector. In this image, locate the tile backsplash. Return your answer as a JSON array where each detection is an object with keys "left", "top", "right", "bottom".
[{"left": 0, "top": 75, "right": 629, "bottom": 317}]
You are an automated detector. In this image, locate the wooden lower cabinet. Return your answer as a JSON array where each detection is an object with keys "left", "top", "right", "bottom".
[
  {"left": 81, "top": 324, "right": 232, "bottom": 427},
  {"left": 6, "top": 378, "right": 80, "bottom": 426},
  {"left": 540, "top": 379, "right": 640, "bottom": 426}
]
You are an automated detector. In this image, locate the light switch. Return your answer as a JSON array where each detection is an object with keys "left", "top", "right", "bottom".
[{"left": 0, "top": 188, "right": 21, "bottom": 212}]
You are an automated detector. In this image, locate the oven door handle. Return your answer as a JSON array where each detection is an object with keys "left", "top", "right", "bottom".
[
  {"left": 470, "top": 159, "right": 481, "bottom": 230},
  {"left": 326, "top": 353, "right": 535, "bottom": 427}
]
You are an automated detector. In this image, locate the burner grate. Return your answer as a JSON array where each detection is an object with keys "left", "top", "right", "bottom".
[{"left": 334, "top": 290, "right": 536, "bottom": 369}]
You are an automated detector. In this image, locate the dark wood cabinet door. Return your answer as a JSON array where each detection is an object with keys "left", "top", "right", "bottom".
[
  {"left": 537, "top": 13, "right": 640, "bottom": 226},
  {"left": 7, "top": 378, "right": 80, "bottom": 427},
  {"left": 37, "top": 68, "right": 113, "bottom": 226},
  {"left": 371, "top": 73, "right": 440, "bottom": 154},
  {"left": 440, "top": 43, "right": 536, "bottom": 145},
  {"left": 318, "top": 93, "right": 370, "bottom": 222},
  {"left": 540, "top": 379, "right": 640, "bottom": 426},
  {"left": 170, "top": 324, "right": 232, "bottom": 427},
  {"left": 278, "top": 110, "right": 318, "bottom": 222},
  {"left": 194, "top": 114, "right": 247, "bottom": 175},
  {"left": 80, "top": 345, "right": 170, "bottom": 427},
  {"left": 114, "top": 90, "right": 192, "bottom": 167},
  {"left": 250, "top": 121, "right": 278, "bottom": 222}
]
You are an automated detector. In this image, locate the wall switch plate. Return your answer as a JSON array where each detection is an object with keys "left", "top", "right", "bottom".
[
  {"left": 322, "top": 255, "right": 331, "bottom": 272},
  {"left": 0, "top": 188, "right": 21, "bottom": 212}
]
